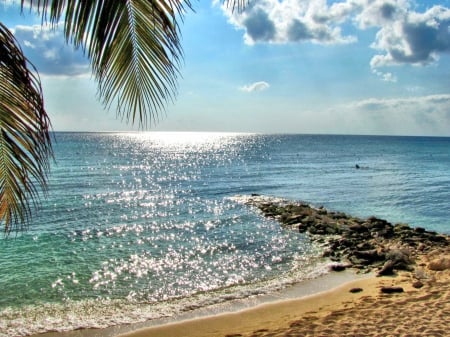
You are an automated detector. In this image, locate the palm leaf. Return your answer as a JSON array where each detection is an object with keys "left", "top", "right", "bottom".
[
  {"left": 0, "top": 23, "right": 53, "bottom": 233},
  {"left": 26, "top": 0, "right": 192, "bottom": 127}
]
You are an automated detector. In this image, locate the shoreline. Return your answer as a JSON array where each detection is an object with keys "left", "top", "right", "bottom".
[
  {"left": 118, "top": 247, "right": 450, "bottom": 337},
  {"left": 31, "top": 197, "right": 450, "bottom": 337},
  {"left": 34, "top": 248, "right": 450, "bottom": 337},
  {"left": 33, "top": 270, "right": 366, "bottom": 337},
  {"left": 113, "top": 248, "right": 450, "bottom": 337},
  {"left": 113, "top": 197, "right": 450, "bottom": 337},
  {"left": 119, "top": 275, "right": 381, "bottom": 337}
]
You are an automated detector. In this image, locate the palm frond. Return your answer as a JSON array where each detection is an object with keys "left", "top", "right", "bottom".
[
  {"left": 223, "top": 0, "right": 249, "bottom": 13},
  {"left": 0, "top": 23, "right": 53, "bottom": 234},
  {"left": 25, "top": 0, "right": 192, "bottom": 128}
]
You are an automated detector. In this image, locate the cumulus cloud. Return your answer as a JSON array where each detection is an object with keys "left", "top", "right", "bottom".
[
  {"left": 368, "top": 4, "right": 450, "bottom": 67},
  {"left": 224, "top": 0, "right": 357, "bottom": 45},
  {"left": 240, "top": 81, "right": 270, "bottom": 92},
  {"left": 12, "top": 23, "right": 89, "bottom": 77},
  {"left": 223, "top": 0, "right": 450, "bottom": 73}
]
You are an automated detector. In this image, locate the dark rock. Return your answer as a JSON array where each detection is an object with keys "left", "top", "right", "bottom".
[
  {"left": 394, "top": 223, "right": 411, "bottom": 232},
  {"left": 348, "top": 223, "right": 368, "bottom": 233},
  {"left": 247, "top": 197, "right": 450, "bottom": 276},
  {"left": 348, "top": 255, "right": 373, "bottom": 268},
  {"left": 284, "top": 214, "right": 303, "bottom": 225},
  {"left": 427, "top": 234, "right": 449, "bottom": 244},
  {"left": 298, "top": 224, "right": 309, "bottom": 233},
  {"left": 412, "top": 280, "right": 424, "bottom": 289},
  {"left": 356, "top": 242, "right": 375, "bottom": 250},
  {"left": 386, "top": 249, "right": 413, "bottom": 269},
  {"left": 349, "top": 287, "right": 363, "bottom": 293},
  {"left": 378, "top": 260, "right": 395, "bottom": 276},
  {"left": 376, "top": 227, "right": 395, "bottom": 239},
  {"left": 380, "top": 286, "right": 404, "bottom": 294},
  {"left": 330, "top": 264, "right": 347, "bottom": 272},
  {"left": 353, "top": 249, "right": 384, "bottom": 262},
  {"left": 336, "top": 238, "right": 355, "bottom": 248}
]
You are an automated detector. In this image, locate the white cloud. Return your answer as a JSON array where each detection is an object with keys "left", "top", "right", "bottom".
[
  {"left": 223, "top": 0, "right": 357, "bottom": 45},
  {"left": 366, "top": 3, "right": 450, "bottom": 68},
  {"left": 223, "top": 0, "right": 450, "bottom": 76},
  {"left": 12, "top": 23, "right": 90, "bottom": 77},
  {"left": 240, "top": 81, "right": 270, "bottom": 92},
  {"left": 372, "top": 69, "right": 397, "bottom": 82},
  {"left": 333, "top": 94, "right": 450, "bottom": 135}
]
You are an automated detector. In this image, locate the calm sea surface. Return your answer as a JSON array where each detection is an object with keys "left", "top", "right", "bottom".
[{"left": 1, "top": 132, "right": 449, "bottom": 336}]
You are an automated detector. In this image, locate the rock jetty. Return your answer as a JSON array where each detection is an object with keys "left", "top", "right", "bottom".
[{"left": 244, "top": 196, "right": 449, "bottom": 276}]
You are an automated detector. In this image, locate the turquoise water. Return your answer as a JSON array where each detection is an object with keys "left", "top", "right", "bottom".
[{"left": 1, "top": 132, "right": 449, "bottom": 336}]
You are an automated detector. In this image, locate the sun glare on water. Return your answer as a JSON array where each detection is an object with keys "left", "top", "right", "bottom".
[{"left": 115, "top": 131, "right": 254, "bottom": 150}]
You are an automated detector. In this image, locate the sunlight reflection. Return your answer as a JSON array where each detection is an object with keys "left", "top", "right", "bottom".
[{"left": 116, "top": 131, "right": 255, "bottom": 151}]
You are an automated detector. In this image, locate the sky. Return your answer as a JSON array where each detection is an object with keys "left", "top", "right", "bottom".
[{"left": 1, "top": 0, "right": 450, "bottom": 136}]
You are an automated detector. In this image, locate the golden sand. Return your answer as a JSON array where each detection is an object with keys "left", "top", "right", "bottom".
[{"left": 119, "top": 248, "right": 450, "bottom": 337}]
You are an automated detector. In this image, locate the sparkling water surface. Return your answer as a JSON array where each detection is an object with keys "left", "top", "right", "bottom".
[{"left": 1, "top": 132, "right": 449, "bottom": 336}]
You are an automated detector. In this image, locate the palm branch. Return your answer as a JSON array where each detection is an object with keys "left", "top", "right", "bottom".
[
  {"left": 0, "top": 23, "right": 53, "bottom": 233},
  {"left": 28, "top": 0, "right": 192, "bottom": 127}
]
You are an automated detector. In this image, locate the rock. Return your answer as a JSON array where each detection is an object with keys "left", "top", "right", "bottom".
[
  {"left": 349, "top": 287, "right": 363, "bottom": 293},
  {"left": 348, "top": 223, "right": 367, "bottom": 233},
  {"left": 380, "top": 286, "right": 404, "bottom": 294},
  {"left": 366, "top": 217, "right": 391, "bottom": 230},
  {"left": 298, "top": 223, "right": 309, "bottom": 233},
  {"left": 249, "top": 197, "right": 450, "bottom": 277},
  {"left": 330, "top": 263, "right": 347, "bottom": 272},
  {"left": 353, "top": 249, "right": 384, "bottom": 262},
  {"left": 386, "top": 249, "right": 413, "bottom": 270},
  {"left": 356, "top": 242, "right": 375, "bottom": 250},
  {"left": 428, "top": 257, "right": 450, "bottom": 271},
  {"left": 284, "top": 214, "right": 303, "bottom": 225},
  {"left": 378, "top": 260, "right": 395, "bottom": 276},
  {"left": 394, "top": 223, "right": 411, "bottom": 232},
  {"left": 412, "top": 280, "right": 424, "bottom": 289}
]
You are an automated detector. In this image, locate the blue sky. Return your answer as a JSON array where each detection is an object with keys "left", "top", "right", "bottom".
[{"left": 2, "top": 0, "right": 450, "bottom": 135}]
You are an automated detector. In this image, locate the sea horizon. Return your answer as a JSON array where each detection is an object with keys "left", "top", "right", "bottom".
[{"left": 49, "top": 130, "right": 450, "bottom": 138}]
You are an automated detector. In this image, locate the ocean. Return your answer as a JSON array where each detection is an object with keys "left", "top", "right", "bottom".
[{"left": 1, "top": 132, "right": 449, "bottom": 336}]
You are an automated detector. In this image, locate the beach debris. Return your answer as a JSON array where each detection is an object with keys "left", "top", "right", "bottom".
[{"left": 349, "top": 287, "right": 363, "bottom": 293}]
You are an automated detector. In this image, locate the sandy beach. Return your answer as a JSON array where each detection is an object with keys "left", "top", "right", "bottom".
[
  {"left": 118, "top": 246, "right": 450, "bottom": 337},
  {"left": 31, "top": 199, "right": 450, "bottom": 337}
]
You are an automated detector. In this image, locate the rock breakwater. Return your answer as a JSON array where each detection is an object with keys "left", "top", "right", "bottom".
[{"left": 244, "top": 196, "right": 450, "bottom": 276}]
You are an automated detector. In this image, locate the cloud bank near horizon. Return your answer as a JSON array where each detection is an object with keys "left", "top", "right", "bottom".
[{"left": 328, "top": 94, "right": 450, "bottom": 135}]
